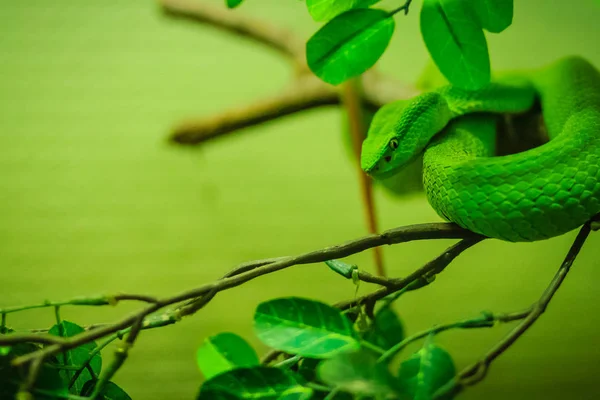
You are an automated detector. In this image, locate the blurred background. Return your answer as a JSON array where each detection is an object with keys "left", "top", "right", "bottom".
[{"left": 1, "top": 0, "right": 599, "bottom": 399}]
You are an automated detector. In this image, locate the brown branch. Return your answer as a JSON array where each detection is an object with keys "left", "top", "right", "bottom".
[
  {"left": 169, "top": 77, "right": 339, "bottom": 145},
  {"left": 433, "top": 219, "right": 597, "bottom": 399},
  {"left": 167, "top": 71, "right": 419, "bottom": 145},
  {"left": 7, "top": 222, "right": 479, "bottom": 366},
  {"left": 160, "top": 0, "right": 417, "bottom": 146},
  {"left": 159, "top": 0, "right": 305, "bottom": 62},
  {"left": 341, "top": 78, "right": 386, "bottom": 277}
]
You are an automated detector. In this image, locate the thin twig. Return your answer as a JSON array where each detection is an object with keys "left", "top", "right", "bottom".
[
  {"left": 159, "top": 0, "right": 304, "bottom": 61},
  {"left": 341, "top": 77, "right": 386, "bottom": 277},
  {"left": 261, "top": 236, "right": 484, "bottom": 365},
  {"left": 433, "top": 220, "right": 595, "bottom": 399},
  {"left": 0, "top": 294, "right": 158, "bottom": 315},
  {"left": 169, "top": 77, "right": 338, "bottom": 145},
  {"left": 7, "top": 222, "right": 479, "bottom": 366}
]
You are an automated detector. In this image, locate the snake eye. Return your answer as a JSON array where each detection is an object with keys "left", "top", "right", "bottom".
[{"left": 389, "top": 138, "right": 399, "bottom": 150}]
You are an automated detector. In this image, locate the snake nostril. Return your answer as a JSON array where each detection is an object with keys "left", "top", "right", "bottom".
[{"left": 384, "top": 156, "right": 392, "bottom": 163}]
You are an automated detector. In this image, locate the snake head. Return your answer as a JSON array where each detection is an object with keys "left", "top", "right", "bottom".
[{"left": 361, "top": 92, "right": 451, "bottom": 179}]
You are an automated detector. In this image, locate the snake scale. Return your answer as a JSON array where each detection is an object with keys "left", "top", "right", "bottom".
[{"left": 361, "top": 56, "right": 600, "bottom": 242}]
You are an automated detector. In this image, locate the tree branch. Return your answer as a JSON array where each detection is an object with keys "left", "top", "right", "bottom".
[
  {"left": 2, "top": 216, "right": 597, "bottom": 396},
  {"left": 5, "top": 222, "right": 479, "bottom": 366},
  {"left": 433, "top": 219, "right": 597, "bottom": 398},
  {"left": 159, "top": 0, "right": 305, "bottom": 62},
  {"left": 341, "top": 78, "right": 386, "bottom": 276},
  {"left": 169, "top": 77, "right": 338, "bottom": 144}
]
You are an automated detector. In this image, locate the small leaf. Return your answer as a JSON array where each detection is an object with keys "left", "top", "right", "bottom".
[
  {"left": 226, "top": 0, "right": 244, "bottom": 9},
  {"left": 325, "top": 259, "right": 356, "bottom": 279},
  {"left": 397, "top": 336, "right": 456, "bottom": 400},
  {"left": 48, "top": 320, "right": 102, "bottom": 394},
  {"left": 254, "top": 297, "right": 359, "bottom": 358},
  {"left": 318, "top": 348, "right": 398, "bottom": 397},
  {"left": 81, "top": 379, "right": 132, "bottom": 400},
  {"left": 470, "top": 0, "right": 513, "bottom": 33},
  {"left": 420, "top": 0, "right": 490, "bottom": 90},
  {"left": 306, "top": 0, "right": 381, "bottom": 22},
  {"left": 197, "top": 367, "right": 312, "bottom": 400},
  {"left": 364, "top": 306, "right": 405, "bottom": 350},
  {"left": 196, "top": 332, "right": 259, "bottom": 380},
  {"left": 307, "top": 8, "right": 395, "bottom": 85}
]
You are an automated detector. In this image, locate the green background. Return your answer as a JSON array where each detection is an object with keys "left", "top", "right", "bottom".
[{"left": 1, "top": 0, "right": 599, "bottom": 399}]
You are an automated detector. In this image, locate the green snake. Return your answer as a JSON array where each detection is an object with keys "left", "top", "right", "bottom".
[{"left": 360, "top": 56, "right": 600, "bottom": 242}]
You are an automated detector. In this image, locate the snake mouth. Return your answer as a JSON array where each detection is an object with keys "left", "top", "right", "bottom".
[{"left": 367, "top": 164, "right": 404, "bottom": 180}]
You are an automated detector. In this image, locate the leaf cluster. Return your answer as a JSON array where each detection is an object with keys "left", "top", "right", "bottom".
[
  {"left": 196, "top": 266, "right": 457, "bottom": 400},
  {"left": 1, "top": 320, "right": 130, "bottom": 400},
  {"left": 226, "top": 0, "right": 513, "bottom": 90}
]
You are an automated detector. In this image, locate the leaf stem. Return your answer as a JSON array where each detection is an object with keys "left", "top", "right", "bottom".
[
  {"left": 274, "top": 355, "right": 301, "bottom": 369},
  {"left": 360, "top": 340, "right": 386, "bottom": 355},
  {"left": 377, "top": 314, "right": 496, "bottom": 364},
  {"left": 390, "top": 0, "right": 414, "bottom": 16}
]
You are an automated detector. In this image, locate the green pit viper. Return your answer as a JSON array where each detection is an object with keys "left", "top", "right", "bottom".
[{"left": 360, "top": 56, "right": 600, "bottom": 242}]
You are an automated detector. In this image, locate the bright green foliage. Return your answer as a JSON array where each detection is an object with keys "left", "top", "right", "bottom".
[
  {"left": 196, "top": 332, "right": 259, "bottom": 380},
  {"left": 306, "top": 0, "right": 381, "bottom": 22},
  {"left": 363, "top": 306, "right": 405, "bottom": 350},
  {"left": 197, "top": 367, "right": 313, "bottom": 399},
  {"left": 226, "top": 0, "right": 244, "bottom": 9},
  {"left": 470, "top": 0, "right": 513, "bottom": 33},
  {"left": 324, "top": 259, "right": 357, "bottom": 279},
  {"left": 307, "top": 9, "right": 395, "bottom": 85},
  {"left": 397, "top": 336, "right": 456, "bottom": 400},
  {"left": 81, "top": 380, "right": 132, "bottom": 400},
  {"left": 318, "top": 348, "right": 398, "bottom": 397},
  {"left": 0, "top": 343, "right": 68, "bottom": 399},
  {"left": 420, "top": 0, "right": 490, "bottom": 90},
  {"left": 254, "top": 297, "right": 360, "bottom": 358},
  {"left": 48, "top": 320, "right": 102, "bottom": 394}
]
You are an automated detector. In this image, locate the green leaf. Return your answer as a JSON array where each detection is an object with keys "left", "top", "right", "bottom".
[
  {"left": 1, "top": 343, "right": 69, "bottom": 399},
  {"left": 306, "top": 0, "right": 381, "bottom": 22},
  {"left": 226, "top": 0, "right": 244, "bottom": 9},
  {"left": 364, "top": 306, "right": 405, "bottom": 350},
  {"left": 196, "top": 332, "right": 259, "bottom": 380},
  {"left": 48, "top": 320, "right": 102, "bottom": 394},
  {"left": 254, "top": 297, "right": 360, "bottom": 359},
  {"left": 197, "top": 367, "right": 312, "bottom": 400},
  {"left": 420, "top": 0, "right": 490, "bottom": 90},
  {"left": 396, "top": 336, "right": 456, "bottom": 400},
  {"left": 81, "top": 379, "right": 132, "bottom": 400},
  {"left": 307, "top": 9, "right": 395, "bottom": 85},
  {"left": 470, "top": 0, "right": 513, "bottom": 33},
  {"left": 318, "top": 348, "right": 398, "bottom": 397},
  {"left": 324, "top": 259, "right": 356, "bottom": 279}
]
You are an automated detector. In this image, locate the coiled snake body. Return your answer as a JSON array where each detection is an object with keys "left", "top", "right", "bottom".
[{"left": 361, "top": 57, "right": 600, "bottom": 241}]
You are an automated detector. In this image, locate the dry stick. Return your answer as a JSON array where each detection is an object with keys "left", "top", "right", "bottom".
[
  {"left": 9, "top": 222, "right": 478, "bottom": 366},
  {"left": 159, "top": 0, "right": 304, "bottom": 61},
  {"left": 170, "top": 78, "right": 339, "bottom": 145},
  {"left": 342, "top": 77, "right": 386, "bottom": 277},
  {"left": 433, "top": 220, "right": 596, "bottom": 399}
]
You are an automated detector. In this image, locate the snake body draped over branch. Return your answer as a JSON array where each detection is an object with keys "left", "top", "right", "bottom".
[{"left": 361, "top": 56, "right": 600, "bottom": 241}]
